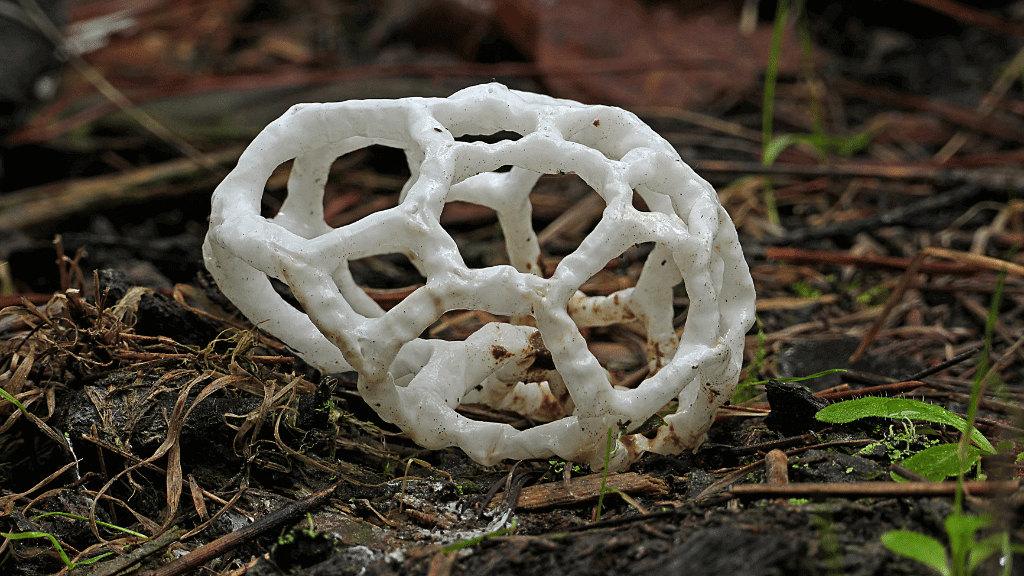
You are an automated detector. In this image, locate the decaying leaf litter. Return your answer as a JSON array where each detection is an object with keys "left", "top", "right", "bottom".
[{"left": 1, "top": 0, "right": 1024, "bottom": 574}]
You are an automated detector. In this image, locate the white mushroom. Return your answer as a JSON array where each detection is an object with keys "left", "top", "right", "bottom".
[{"left": 203, "top": 83, "right": 756, "bottom": 471}]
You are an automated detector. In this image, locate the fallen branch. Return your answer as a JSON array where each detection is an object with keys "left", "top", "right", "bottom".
[
  {"left": 727, "top": 480, "right": 1020, "bottom": 500},
  {"left": 504, "top": 472, "right": 667, "bottom": 510},
  {"left": 134, "top": 480, "right": 343, "bottom": 576}
]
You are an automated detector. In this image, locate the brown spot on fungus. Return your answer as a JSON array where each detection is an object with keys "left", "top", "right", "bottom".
[
  {"left": 527, "top": 331, "right": 556, "bottom": 372},
  {"left": 619, "top": 434, "right": 639, "bottom": 451},
  {"left": 536, "top": 389, "right": 567, "bottom": 419}
]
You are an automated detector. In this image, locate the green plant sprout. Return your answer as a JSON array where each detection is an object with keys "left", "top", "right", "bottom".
[
  {"left": 861, "top": 419, "right": 931, "bottom": 463},
  {"left": 956, "top": 263, "right": 1009, "bottom": 491},
  {"left": 881, "top": 514, "right": 1024, "bottom": 576},
  {"left": 857, "top": 285, "right": 888, "bottom": 305},
  {"left": 812, "top": 511, "right": 844, "bottom": 576},
  {"left": 762, "top": 0, "right": 877, "bottom": 165},
  {"left": 548, "top": 460, "right": 583, "bottom": 475},
  {"left": 761, "top": 0, "right": 877, "bottom": 224},
  {"left": 735, "top": 363, "right": 847, "bottom": 405},
  {"left": 1, "top": 530, "right": 112, "bottom": 570},
  {"left": 594, "top": 426, "right": 618, "bottom": 523},
  {"left": 816, "top": 396, "right": 996, "bottom": 481},
  {"left": 30, "top": 512, "right": 146, "bottom": 538},
  {"left": 762, "top": 131, "right": 877, "bottom": 167},
  {"left": 760, "top": 0, "right": 788, "bottom": 225},
  {"left": 0, "top": 386, "right": 30, "bottom": 416},
  {"left": 749, "top": 368, "right": 848, "bottom": 388},
  {"left": 440, "top": 521, "right": 518, "bottom": 554},
  {"left": 856, "top": 263, "right": 1017, "bottom": 575},
  {"left": 790, "top": 282, "right": 823, "bottom": 298},
  {"left": 857, "top": 426, "right": 912, "bottom": 461}
]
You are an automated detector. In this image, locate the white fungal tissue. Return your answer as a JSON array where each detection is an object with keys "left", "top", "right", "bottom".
[{"left": 203, "top": 83, "right": 756, "bottom": 471}]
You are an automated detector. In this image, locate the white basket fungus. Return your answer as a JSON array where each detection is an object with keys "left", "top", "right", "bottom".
[{"left": 203, "top": 83, "right": 755, "bottom": 471}]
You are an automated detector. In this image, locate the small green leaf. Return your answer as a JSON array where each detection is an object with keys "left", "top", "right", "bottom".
[
  {"left": 895, "top": 444, "right": 984, "bottom": 482},
  {"left": 944, "top": 513, "right": 992, "bottom": 542},
  {"left": 881, "top": 531, "right": 951, "bottom": 576},
  {"left": 832, "top": 130, "right": 876, "bottom": 156},
  {"left": 815, "top": 397, "right": 995, "bottom": 453}
]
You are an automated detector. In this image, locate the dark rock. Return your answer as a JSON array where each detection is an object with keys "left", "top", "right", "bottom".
[
  {"left": 97, "top": 268, "right": 224, "bottom": 347},
  {"left": 304, "top": 545, "right": 383, "bottom": 576},
  {"left": 7, "top": 229, "right": 205, "bottom": 293},
  {"left": 788, "top": 449, "right": 887, "bottom": 483},
  {"left": 777, "top": 337, "right": 923, "bottom": 392},
  {"left": 268, "top": 527, "right": 342, "bottom": 572},
  {"left": 685, "top": 468, "right": 715, "bottom": 500},
  {"left": 763, "top": 380, "right": 830, "bottom": 437},
  {"left": 643, "top": 526, "right": 809, "bottom": 576}
]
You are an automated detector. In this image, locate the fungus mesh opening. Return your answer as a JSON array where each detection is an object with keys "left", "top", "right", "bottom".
[
  {"left": 260, "top": 159, "right": 292, "bottom": 219},
  {"left": 454, "top": 131, "right": 522, "bottom": 144}
]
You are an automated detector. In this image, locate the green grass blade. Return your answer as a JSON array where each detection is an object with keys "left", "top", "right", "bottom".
[
  {"left": 30, "top": 512, "right": 147, "bottom": 538},
  {"left": 748, "top": 368, "right": 847, "bottom": 387},
  {"left": 2, "top": 531, "right": 73, "bottom": 568},
  {"left": 594, "top": 426, "right": 616, "bottom": 523},
  {"left": 762, "top": 0, "right": 788, "bottom": 156},
  {"left": 440, "top": 522, "right": 517, "bottom": 554},
  {"left": 0, "top": 386, "right": 30, "bottom": 416}
]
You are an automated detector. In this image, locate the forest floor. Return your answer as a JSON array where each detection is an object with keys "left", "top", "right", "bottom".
[{"left": 1, "top": 1, "right": 1024, "bottom": 575}]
